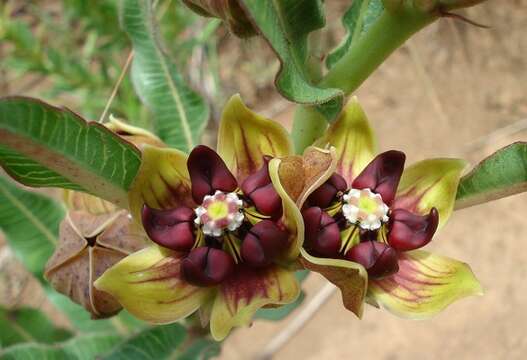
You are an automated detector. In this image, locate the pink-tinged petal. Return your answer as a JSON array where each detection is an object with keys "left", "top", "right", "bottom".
[
  {"left": 94, "top": 245, "right": 212, "bottom": 324},
  {"left": 393, "top": 158, "right": 467, "bottom": 229},
  {"left": 241, "top": 220, "right": 289, "bottom": 267},
  {"left": 302, "top": 207, "right": 341, "bottom": 258},
  {"left": 128, "top": 145, "right": 195, "bottom": 221},
  {"left": 314, "top": 97, "right": 376, "bottom": 185},
  {"left": 388, "top": 208, "right": 439, "bottom": 251},
  {"left": 352, "top": 150, "right": 406, "bottom": 206},
  {"left": 300, "top": 248, "right": 367, "bottom": 318},
  {"left": 210, "top": 264, "right": 300, "bottom": 341},
  {"left": 344, "top": 241, "right": 399, "bottom": 280},
  {"left": 369, "top": 250, "right": 483, "bottom": 319},
  {"left": 297, "top": 147, "right": 337, "bottom": 208},
  {"left": 188, "top": 145, "right": 237, "bottom": 203},
  {"left": 268, "top": 157, "right": 305, "bottom": 261},
  {"left": 217, "top": 95, "right": 293, "bottom": 183},
  {"left": 141, "top": 205, "right": 196, "bottom": 252},
  {"left": 181, "top": 247, "right": 235, "bottom": 287}
]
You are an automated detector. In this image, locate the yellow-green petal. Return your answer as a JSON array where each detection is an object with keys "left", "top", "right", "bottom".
[
  {"left": 368, "top": 250, "right": 483, "bottom": 319},
  {"left": 94, "top": 245, "right": 211, "bottom": 324},
  {"left": 217, "top": 94, "right": 293, "bottom": 183},
  {"left": 210, "top": 265, "right": 299, "bottom": 341},
  {"left": 127, "top": 145, "right": 194, "bottom": 220},
  {"left": 269, "top": 157, "right": 304, "bottom": 261},
  {"left": 300, "top": 248, "right": 367, "bottom": 318},
  {"left": 393, "top": 158, "right": 467, "bottom": 229},
  {"left": 314, "top": 97, "right": 376, "bottom": 186}
]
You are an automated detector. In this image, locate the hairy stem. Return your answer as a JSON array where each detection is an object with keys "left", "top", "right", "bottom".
[{"left": 291, "top": 8, "right": 435, "bottom": 153}]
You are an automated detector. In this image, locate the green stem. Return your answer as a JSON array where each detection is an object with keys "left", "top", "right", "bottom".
[
  {"left": 320, "top": 10, "right": 434, "bottom": 92},
  {"left": 291, "top": 9, "right": 436, "bottom": 154},
  {"left": 291, "top": 105, "right": 328, "bottom": 153}
]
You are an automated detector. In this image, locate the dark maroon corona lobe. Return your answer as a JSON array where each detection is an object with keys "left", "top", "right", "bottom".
[
  {"left": 388, "top": 207, "right": 439, "bottom": 251},
  {"left": 307, "top": 173, "right": 348, "bottom": 208},
  {"left": 141, "top": 205, "right": 195, "bottom": 252},
  {"left": 351, "top": 150, "right": 405, "bottom": 206},
  {"left": 241, "top": 220, "right": 289, "bottom": 267},
  {"left": 345, "top": 241, "right": 399, "bottom": 279},
  {"left": 303, "top": 207, "right": 341, "bottom": 257},
  {"left": 188, "top": 145, "right": 237, "bottom": 203},
  {"left": 181, "top": 246, "right": 235, "bottom": 287},
  {"left": 241, "top": 157, "right": 282, "bottom": 216}
]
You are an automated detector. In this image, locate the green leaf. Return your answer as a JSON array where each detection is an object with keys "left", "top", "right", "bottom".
[
  {"left": 326, "top": 0, "right": 384, "bottom": 69},
  {"left": 0, "top": 176, "right": 64, "bottom": 280},
  {"left": 0, "top": 333, "right": 121, "bottom": 360},
  {"left": 0, "top": 307, "right": 72, "bottom": 348},
  {"left": 0, "top": 97, "right": 142, "bottom": 208},
  {"left": 102, "top": 324, "right": 187, "bottom": 360},
  {"left": 256, "top": 270, "right": 309, "bottom": 321},
  {"left": 238, "top": 0, "right": 343, "bottom": 112},
  {"left": 120, "top": 0, "right": 209, "bottom": 151},
  {"left": 456, "top": 142, "right": 527, "bottom": 209},
  {"left": 177, "top": 338, "right": 221, "bottom": 360}
]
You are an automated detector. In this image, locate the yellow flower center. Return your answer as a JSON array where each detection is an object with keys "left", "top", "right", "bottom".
[
  {"left": 342, "top": 188, "right": 389, "bottom": 230},
  {"left": 194, "top": 191, "right": 244, "bottom": 237}
]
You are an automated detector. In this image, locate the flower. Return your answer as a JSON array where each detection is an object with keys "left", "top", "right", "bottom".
[
  {"left": 94, "top": 95, "right": 304, "bottom": 340},
  {"left": 295, "top": 98, "right": 482, "bottom": 318}
]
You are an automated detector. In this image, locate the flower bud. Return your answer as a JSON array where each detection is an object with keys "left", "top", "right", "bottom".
[
  {"left": 388, "top": 207, "right": 439, "bottom": 251},
  {"left": 241, "top": 220, "right": 289, "bottom": 267},
  {"left": 182, "top": 0, "right": 257, "bottom": 38},
  {"left": 141, "top": 205, "right": 196, "bottom": 252},
  {"left": 45, "top": 210, "right": 147, "bottom": 318},
  {"left": 307, "top": 172, "right": 348, "bottom": 208},
  {"left": 302, "top": 207, "right": 341, "bottom": 257},
  {"left": 105, "top": 116, "right": 165, "bottom": 149},
  {"left": 241, "top": 157, "right": 282, "bottom": 217},
  {"left": 345, "top": 241, "right": 399, "bottom": 279},
  {"left": 181, "top": 247, "right": 235, "bottom": 287}
]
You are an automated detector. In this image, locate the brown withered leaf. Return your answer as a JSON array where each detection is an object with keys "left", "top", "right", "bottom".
[
  {"left": 182, "top": 0, "right": 256, "bottom": 37},
  {"left": 45, "top": 210, "right": 148, "bottom": 319}
]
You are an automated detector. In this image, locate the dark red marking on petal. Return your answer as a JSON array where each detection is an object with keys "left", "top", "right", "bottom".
[
  {"left": 307, "top": 172, "right": 348, "bottom": 208},
  {"left": 302, "top": 207, "right": 341, "bottom": 258},
  {"left": 352, "top": 150, "right": 405, "bottom": 206},
  {"left": 219, "top": 265, "right": 281, "bottom": 315},
  {"left": 345, "top": 241, "right": 399, "bottom": 279},
  {"left": 142, "top": 205, "right": 196, "bottom": 252},
  {"left": 188, "top": 145, "right": 237, "bottom": 203},
  {"left": 241, "top": 220, "right": 289, "bottom": 267},
  {"left": 388, "top": 208, "right": 439, "bottom": 251},
  {"left": 181, "top": 247, "right": 235, "bottom": 287}
]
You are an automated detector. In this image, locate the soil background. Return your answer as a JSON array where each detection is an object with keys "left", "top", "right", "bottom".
[{"left": 1, "top": 1, "right": 526, "bottom": 359}]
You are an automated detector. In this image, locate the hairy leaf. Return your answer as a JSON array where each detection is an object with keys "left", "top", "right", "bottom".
[
  {"left": 238, "top": 0, "right": 343, "bottom": 113},
  {"left": 0, "top": 307, "right": 71, "bottom": 348},
  {"left": 0, "top": 333, "right": 121, "bottom": 360},
  {"left": 0, "top": 176, "right": 64, "bottom": 281},
  {"left": 0, "top": 97, "right": 142, "bottom": 208},
  {"left": 456, "top": 142, "right": 527, "bottom": 209},
  {"left": 102, "top": 324, "right": 187, "bottom": 360},
  {"left": 326, "top": 0, "right": 384, "bottom": 69},
  {"left": 121, "top": 0, "right": 209, "bottom": 151}
]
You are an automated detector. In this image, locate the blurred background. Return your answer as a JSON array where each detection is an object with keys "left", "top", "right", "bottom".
[{"left": 1, "top": 0, "right": 526, "bottom": 359}]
